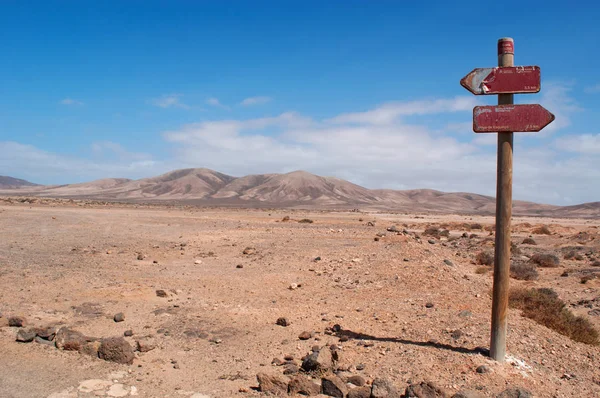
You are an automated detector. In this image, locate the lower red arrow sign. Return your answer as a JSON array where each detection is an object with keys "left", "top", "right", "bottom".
[{"left": 473, "top": 104, "right": 555, "bottom": 133}]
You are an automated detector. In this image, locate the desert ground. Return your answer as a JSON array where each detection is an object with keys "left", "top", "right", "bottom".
[{"left": 0, "top": 199, "right": 599, "bottom": 398}]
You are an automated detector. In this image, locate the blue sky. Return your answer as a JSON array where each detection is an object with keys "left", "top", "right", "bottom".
[{"left": 1, "top": 1, "right": 599, "bottom": 205}]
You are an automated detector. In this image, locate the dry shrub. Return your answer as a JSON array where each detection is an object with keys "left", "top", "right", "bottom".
[
  {"left": 530, "top": 253, "right": 560, "bottom": 268},
  {"left": 476, "top": 251, "right": 494, "bottom": 266},
  {"left": 511, "top": 242, "right": 522, "bottom": 256},
  {"left": 522, "top": 237, "right": 537, "bottom": 245},
  {"left": 298, "top": 219, "right": 314, "bottom": 224},
  {"left": 509, "top": 288, "right": 599, "bottom": 345},
  {"left": 592, "top": 260, "right": 600, "bottom": 267},
  {"left": 510, "top": 262, "right": 539, "bottom": 281},
  {"left": 470, "top": 223, "right": 483, "bottom": 230},
  {"left": 281, "top": 215, "right": 290, "bottom": 222},
  {"left": 532, "top": 225, "right": 552, "bottom": 235},
  {"left": 439, "top": 229, "right": 450, "bottom": 238},
  {"left": 484, "top": 224, "right": 495, "bottom": 232},
  {"left": 475, "top": 266, "right": 490, "bottom": 274}
]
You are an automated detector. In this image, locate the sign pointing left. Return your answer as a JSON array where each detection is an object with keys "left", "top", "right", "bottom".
[{"left": 461, "top": 66, "right": 540, "bottom": 95}]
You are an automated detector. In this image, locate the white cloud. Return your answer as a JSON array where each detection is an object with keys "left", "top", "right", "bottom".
[
  {"left": 0, "top": 141, "right": 162, "bottom": 184},
  {"left": 241, "top": 96, "right": 272, "bottom": 106},
  {"left": 537, "top": 82, "right": 581, "bottom": 133},
  {"left": 205, "top": 97, "right": 229, "bottom": 110},
  {"left": 60, "top": 98, "right": 83, "bottom": 106},
  {"left": 150, "top": 94, "right": 190, "bottom": 109},
  {"left": 6, "top": 90, "right": 597, "bottom": 205},
  {"left": 327, "top": 96, "right": 477, "bottom": 125},
  {"left": 554, "top": 134, "right": 600, "bottom": 154}
]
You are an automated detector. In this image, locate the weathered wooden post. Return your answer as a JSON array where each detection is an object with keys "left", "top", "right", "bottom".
[{"left": 460, "top": 37, "right": 555, "bottom": 362}]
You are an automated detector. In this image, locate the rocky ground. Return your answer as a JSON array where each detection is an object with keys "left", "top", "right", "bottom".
[{"left": 0, "top": 200, "right": 599, "bottom": 397}]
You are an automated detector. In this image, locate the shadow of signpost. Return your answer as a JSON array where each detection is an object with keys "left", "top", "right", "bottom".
[{"left": 336, "top": 329, "right": 489, "bottom": 356}]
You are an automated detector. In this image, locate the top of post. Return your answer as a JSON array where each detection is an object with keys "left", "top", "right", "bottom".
[{"left": 498, "top": 37, "right": 514, "bottom": 56}]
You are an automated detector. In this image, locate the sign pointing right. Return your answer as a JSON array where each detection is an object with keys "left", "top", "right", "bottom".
[{"left": 473, "top": 104, "right": 555, "bottom": 133}]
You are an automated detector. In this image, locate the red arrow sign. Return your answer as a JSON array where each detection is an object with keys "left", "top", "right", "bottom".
[
  {"left": 461, "top": 66, "right": 540, "bottom": 95},
  {"left": 473, "top": 104, "right": 555, "bottom": 133}
]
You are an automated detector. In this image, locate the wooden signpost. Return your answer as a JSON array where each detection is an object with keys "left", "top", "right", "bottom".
[{"left": 460, "top": 38, "right": 555, "bottom": 362}]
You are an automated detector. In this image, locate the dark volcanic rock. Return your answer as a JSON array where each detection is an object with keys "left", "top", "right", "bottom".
[
  {"left": 405, "top": 381, "right": 447, "bottom": 397},
  {"left": 55, "top": 327, "right": 95, "bottom": 351},
  {"left": 371, "top": 377, "right": 401, "bottom": 397},
  {"left": 347, "top": 375, "right": 366, "bottom": 386},
  {"left": 98, "top": 337, "right": 135, "bottom": 364},
  {"left": 348, "top": 386, "right": 372, "bottom": 398},
  {"left": 113, "top": 312, "right": 125, "bottom": 322},
  {"left": 298, "top": 331, "right": 313, "bottom": 340},
  {"left": 34, "top": 326, "right": 56, "bottom": 341},
  {"left": 276, "top": 317, "right": 290, "bottom": 327},
  {"left": 256, "top": 372, "right": 288, "bottom": 395},
  {"left": 301, "top": 348, "right": 332, "bottom": 372},
  {"left": 496, "top": 387, "right": 532, "bottom": 398},
  {"left": 287, "top": 374, "right": 320, "bottom": 396},
  {"left": 8, "top": 317, "right": 24, "bottom": 327},
  {"left": 321, "top": 375, "right": 348, "bottom": 398},
  {"left": 155, "top": 289, "right": 168, "bottom": 297},
  {"left": 16, "top": 328, "right": 36, "bottom": 343}
]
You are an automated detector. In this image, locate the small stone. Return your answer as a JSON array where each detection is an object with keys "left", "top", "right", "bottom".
[
  {"left": 476, "top": 365, "right": 490, "bottom": 374},
  {"left": 284, "top": 354, "right": 294, "bottom": 361},
  {"left": 451, "top": 330, "right": 463, "bottom": 340},
  {"left": 458, "top": 310, "right": 472, "bottom": 318},
  {"left": 298, "top": 331, "right": 313, "bottom": 340},
  {"left": 348, "top": 386, "right": 372, "bottom": 398},
  {"left": 425, "top": 302, "right": 434, "bottom": 308},
  {"left": 404, "top": 381, "right": 446, "bottom": 397},
  {"left": 404, "top": 258, "right": 410, "bottom": 262},
  {"left": 243, "top": 247, "right": 256, "bottom": 255},
  {"left": 194, "top": 259, "right": 203, "bottom": 265},
  {"left": 155, "top": 289, "right": 168, "bottom": 298},
  {"left": 124, "top": 330, "right": 133, "bottom": 337},
  {"left": 16, "top": 328, "right": 36, "bottom": 343},
  {"left": 136, "top": 337, "right": 157, "bottom": 353},
  {"left": 137, "top": 253, "right": 144, "bottom": 260},
  {"left": 35, "top": 336, "right": 55, "bottom": 346},
  {"left": 428, "top": 239, "right": 436, "bottom": 244},
  {"left": 452, "top": 391, "right": 486, "bottom": 398},
  {"left": 8, "top": 316, "right": 24, "bottom": 327},
  {"left": 276, "top": 317, "right": 290, "bottom": 327},
  {"left": 288, "top": 374, "right": 321, "bottom": 396},
  {"left": 314, "top": 256, "right": 321, "bottom": 261},
  {"left": 283, "top": 363, "right": 300, "bottom": 375},
  {"left": 496, "top": 387, "right": 532, "bottom": 398},
  {"left": 106, "top": 383, "right": 129, "bottom": 397},
  {"left": 173, "top": 363, "right": 180, "bottom": 369},
  {"left": 356, "top": 363, "right": 365, "bottom": 371},
  {"left": 271, "top": 357, "right": 284, "bottom": 366},
  {"left": 302, "top": 348, "right": 332, "bottom": 372},
  {"left": 98, "top": 337, "right": 135, "bottom": 364},
  {"left": 372, "top": 377, "right": 401, "bottom": 397},
  {"left": 34, "top": 326, "right": 56, "bottom": 341},
  {"left": 256, "top": 372, "right": 289, "bottom": 395},
  {"left": 236, "top": 264, "right": 243, "bottom": 269},
  {"left": 113, "top": 313, "right": 125, "bottom": 322},
  {"left": 443, "top": 259, "right": 453, "bottom": 266},
  {"left": 289, "top": 283, "right": 298, "bottom": 290},
  {"left": 321, "top": 375, "right": 348, "bottom": 398},
  {"left": 347, "top": 375, "right": 366, "bottom": 386}
]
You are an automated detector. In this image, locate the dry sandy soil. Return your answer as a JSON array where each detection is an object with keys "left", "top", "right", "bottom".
[{"left": 0, "top": 200, "right": 599, "bottom": 398}]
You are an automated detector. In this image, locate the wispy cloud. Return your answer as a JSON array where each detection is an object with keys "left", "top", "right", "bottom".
[
  {"left": 150, "top": 94, "right": 190, "bottom": 109},
  {"left": 240, "top": 96, "right": 272, "bottom": 106},
  {"left": 60, "top": 98, "right": 83, "bottom": 106},
  {"left": 538, "top": 81, "right": 581, "bottom": 133},
  {"left": 205, "top": 97, "right": 229, "bottom": 110},
  {"left": 554, "top": 134, "right": 600, "bottom": 154},
  {"left": 327, "top": 96, "right": 477, "bottom": 125},
  {"left": 584, "top": 83, "right": 600, "bottom": 94}
]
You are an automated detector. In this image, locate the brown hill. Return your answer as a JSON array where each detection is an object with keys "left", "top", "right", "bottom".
[
  {"left": 0, "top": 176, "right": 38, "bottom": 189},
  {"left": 0, "top": 169, "right": 597, "bottom": 218}
]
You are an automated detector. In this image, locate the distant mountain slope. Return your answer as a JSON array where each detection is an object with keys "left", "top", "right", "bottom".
[
  {"left": 0, "top": 169, "right": 597, "bottom": 218},
  {"left": 0, "top": 176, "right": 39, "bottom": 188}
]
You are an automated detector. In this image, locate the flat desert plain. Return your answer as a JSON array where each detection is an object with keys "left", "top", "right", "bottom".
[{"left": 0, "top": 200, "right": 599, "bottom": 398}]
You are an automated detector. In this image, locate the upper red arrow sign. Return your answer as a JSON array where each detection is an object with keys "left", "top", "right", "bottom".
[
  {"left": 461, "top": 66, "right": 540, "bottom": 95},
  {"left": 473, "top": 104, "right": 555, "bottom": 133}
]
